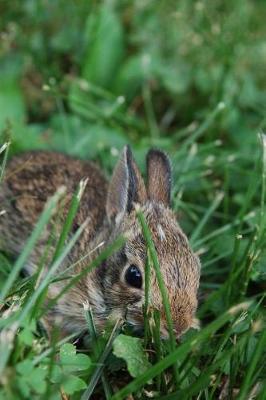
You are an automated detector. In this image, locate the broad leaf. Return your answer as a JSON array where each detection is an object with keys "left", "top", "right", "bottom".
[
  {"left": 113, "top": 334, "right": 151, "bottom": 378},
  {"left": 62, "top": 375, "right": 87, "bottom": 395},
  {"left": 82, "top": 3, "right": 124, "bottom": 88},
  {"left": 60, "top": 343, "right": 91, "bottom": 372}
]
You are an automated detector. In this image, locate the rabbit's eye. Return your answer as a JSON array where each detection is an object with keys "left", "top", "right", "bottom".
[{"left": 125, "top": 265, "right": 142, "bottom": 289}]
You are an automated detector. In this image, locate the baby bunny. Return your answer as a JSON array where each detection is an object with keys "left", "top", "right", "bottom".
[{"left": 0, "top": 146, "right": 200, "bottom": 338}]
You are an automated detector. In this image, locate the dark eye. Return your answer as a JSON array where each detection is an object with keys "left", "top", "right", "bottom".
[{"left": 125, "top": 265, "right": 142, "bottom": 289}]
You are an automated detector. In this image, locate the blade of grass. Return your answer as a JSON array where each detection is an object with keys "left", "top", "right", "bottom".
[
  {"left": 0, "top": 187, "right": 65, "bottom": 303},
  {"left": 19, "top": 205, "right": 63, "bottom": 320},
  {"left": 237, "top": 327, "right": 266, "bottom": 400},
  {"left": 178, "top": 102, "right": 226, "bottom": 151},
  {"left": 0, "top": 220, "right": 88, "bottom": 373},
  {"left": 202, "top": 250, "right": 232, "bottom": 270},
  {"left": 143, "top": 255, "right": 151, "bottom": 347},
  {"left": 259, "top": 133, "right": 266, "bottom": 227},
  {"left": 152, "top": 310, "right": 164, "bottom": 393},
  {"left": 51, "top": 82, "right": 145, "bottom": 133},
  {"left": 143, "top": 82, "right": 160, "bottom": 139},
  {"left": 225, "top": 231, "right": 251, "bottom": 307},
  {"left": 174, "top": 143, "right": 198, "bottom": 211},
  {"left": 190, "top": 192, "right": 224, "bottom": 245},
  {"left": 137, "top": 208, "right": 178, "bottom": 383},
  {"left": 0, "top": 140, "right": 10, "bottom": 184},
  {"left": 194, "top": 211, "right": 256, "bottom": 249},
  {"left": 44, "top": 235, "right": 126, "bottom": 316},
  {"left": 17, "top": 219, "right": 89, "bottom": 324},
  {"left": 159, "top": 333, "right": 248, "bottom": 400},
  {"left": 54, "top": 240, "right": 105, "bottom": 279},
  {"left": 81, "top": 318, "right": 122, "bottom": 400},
  {"left": 52, "top": 178, "right": 88, "bottom": 262},
  {"left": 55, "top": 92, "right": 71, "bottom": 150},
  {"left": 84, "top": 303, "right": 112, "bottom": 399}
]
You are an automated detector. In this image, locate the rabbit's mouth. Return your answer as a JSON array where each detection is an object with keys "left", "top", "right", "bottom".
[
  {"left": 126, "top": 322, "right": 144, "bottom": 337},
  {"left": 108, "top": 304, "right": 144, "bottom": 333},
  {"left": 108, "top": 306, "right": 175, "bottom": 340},
  {"left": 125, "top": 310, "right": 172, "bottom": 340}
]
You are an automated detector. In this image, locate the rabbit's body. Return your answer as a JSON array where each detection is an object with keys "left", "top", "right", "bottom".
[
  {"left": 0, "top": 151, "right": 108, "bottom": 269},
  {"left": 0, "top": 147, "right": 200, "bottom": 338}
]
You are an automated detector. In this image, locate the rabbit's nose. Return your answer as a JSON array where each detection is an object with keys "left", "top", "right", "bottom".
[
  {"left": 159, "top": 325, "right": 181, "bottom": 341},
  {"left": 168, "top": 326, "right": 181, "bottom": 339}
]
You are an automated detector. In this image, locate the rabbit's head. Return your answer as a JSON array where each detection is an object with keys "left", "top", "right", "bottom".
[{"left": 102, "top": 146, "right": 200, "bottom": 338}]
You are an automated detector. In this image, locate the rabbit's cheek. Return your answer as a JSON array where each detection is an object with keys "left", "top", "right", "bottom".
[
  {"left": 108, "top": 308, "right": 125, "bottom": 323},
  {"left": 124, "top": 304, "right": 144, "bottom": 328}
]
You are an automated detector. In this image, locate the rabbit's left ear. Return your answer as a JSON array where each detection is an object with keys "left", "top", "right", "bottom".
[
  {"left": 146, "top": 149, "right": 172, "bottom": 206},
  {"left": 106, "top": 146, "right": 147, "bottom": 223}
]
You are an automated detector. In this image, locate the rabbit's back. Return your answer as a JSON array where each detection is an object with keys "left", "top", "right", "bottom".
[{"left": 0, "top": 151, "right": 108, "bottom": 266}]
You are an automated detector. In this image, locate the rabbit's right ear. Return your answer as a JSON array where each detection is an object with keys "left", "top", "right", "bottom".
[
  {"left": 106, "top": 146, "right": 147, "bottom": 223},
  {"left": 146, "top": 149, "right": 172, "bottom": 206}
]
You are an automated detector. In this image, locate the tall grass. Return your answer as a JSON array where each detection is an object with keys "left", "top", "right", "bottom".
[{"left": 1, "top": 119, "right": 265, "bottom": 400}]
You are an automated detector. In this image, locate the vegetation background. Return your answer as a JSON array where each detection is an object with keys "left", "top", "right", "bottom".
[{"left": 0, "top": 0, "right": 266, "bottom": 399}]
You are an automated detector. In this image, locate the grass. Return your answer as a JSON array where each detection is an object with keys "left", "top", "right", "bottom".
[{"left": 0, "top": 0, "right": 266, "bottom": 399}]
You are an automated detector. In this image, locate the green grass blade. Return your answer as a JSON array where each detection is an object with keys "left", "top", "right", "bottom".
[
  {"left": 137, "top": 209, "right": 178, "bottom": 382},
  {"left": 0, "top": 187, "right": 65, "bottom": 303},
  {"left": 84, "top": 303, "right": 113, "bottom": 399},
  {"left": 81, "top": 318, "right": 122, "bottom": 400},
  {"left": 143, "top": 255, "right": 151, "bottom": 347},
  {"left": 259, "top": 133, "right": 266, "bottom": 225},
  {"left": 190, "top": 192, "right": 224, "bottom": 245},
  {"left": 194, "top": 211, "right": 255, "bottom": 249},
  {"left": 179, "top": 102, "right": 226, "bottom": 150},
  {"left": 17, "top": 219, "right": 89, "bottom": 324},
  {"left": 237, "top": 327, "right": 266, "bottom": 400},
  {"left": 52, "top": 178, "right": 87, "bottom": 262},
  {"left": 44, "top": 235, "right": 126, "bottom": 316},
  {"left": 0, "top": 140, "right": 10, "bottom": 184},
  {"left": 159, "top": 334, "right": 247, "bottom": 399},
  {"left": 0, "top": 219, "right": 88, "bottom": 374},
  {"left": 143, "top": 83, "right": 160, "bottom": 139}
]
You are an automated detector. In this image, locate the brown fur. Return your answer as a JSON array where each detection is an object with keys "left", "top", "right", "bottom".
[{"left": 0, "top": 147, "right": 200, "bottom": 338}]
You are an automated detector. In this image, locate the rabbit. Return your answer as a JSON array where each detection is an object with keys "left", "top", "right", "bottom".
[{"left": 0, "top": 146, "right": 200, "bottom": 338}]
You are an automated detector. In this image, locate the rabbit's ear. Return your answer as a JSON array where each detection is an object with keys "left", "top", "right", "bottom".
[
  {"left": 106, "top": 146, "right": 147, "bottom": 222},
  {"left": 146, "top": 149, "right": 171, "bottom": 206}
]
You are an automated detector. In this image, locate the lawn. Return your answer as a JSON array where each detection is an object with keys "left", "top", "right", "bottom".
[{"left": 0, "top": 1, "right": 266, "bottom": 399}]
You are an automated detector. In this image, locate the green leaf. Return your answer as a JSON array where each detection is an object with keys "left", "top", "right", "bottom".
[
  {"left": 62, "top": 375, "right": 87, "bottom": 395},
  {"left": 0, "top": 71, "right": 26, "bottom": 131},
  {"left": 60, "top": 343, "right": 91, "bottom": 372},
  {"left": 51, "top": 113, "right": 128, "bottom": 159},
  {"left": 17, "top": 377, "right": 31, "bottom": 398},
  {"left": 17, "top": 362, "right": 47, "bottom": 395},
  {"left": 16, "top": 360, "right": 34, "bottom": 375},
  {"left": 18, "top": 327, "right": 34, "bottom": 346},
  {"left": 113, "top": 55, "right": 147, "bottom": 99},
  {"left": 74, "top": 354, "right": 92, "bottom": 370},
  {"left": 28, "top": 368, "right": 47, "bottom": 394},
  {"left": 10, "top": 123, "right": 48, "bottom": 152},
  {"left": 50, "top": 365, "right": 63, "bottom": 384},
  {"left": 82, "top": 3, "right": 124, "bottom": 88},
  {"left": 112, "top": 334, "right": 151, "bottom": 378},
  {"left": 60, "top": 343, "right": 76, "bottom": 360}
]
